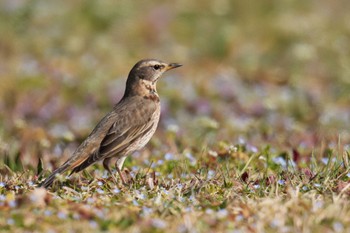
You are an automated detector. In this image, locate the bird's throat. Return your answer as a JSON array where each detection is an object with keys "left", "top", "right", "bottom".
[{"left": 141, "top": 80, "right": 159, "bottom": 102}]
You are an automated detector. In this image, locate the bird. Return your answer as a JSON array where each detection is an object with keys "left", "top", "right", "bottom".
[{"left": 40, "top": 59, "right": 182, "bottom": 188}]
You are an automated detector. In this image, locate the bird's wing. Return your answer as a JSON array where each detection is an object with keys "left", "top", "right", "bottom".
[
  {"left": 99, "top": 119, "right": 155, "bottom": 157},
  {"left": 99, "top": 99, "right": 158, "bottom": 157},
  {"left": 71, "top": 97, "right": 158, "bottom": 170}
]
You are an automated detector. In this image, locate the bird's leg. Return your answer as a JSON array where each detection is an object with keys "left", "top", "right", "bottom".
[
  {"left": 103, "top": 158, "right": 118, "bottom": 184},
  {"left": 115, "top": 156, "right": 127, "bottom": 185}
]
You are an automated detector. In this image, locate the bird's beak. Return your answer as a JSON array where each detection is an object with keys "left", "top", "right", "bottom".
[{"left": 165, "top": 63, "right": 182, "bottom": 71}]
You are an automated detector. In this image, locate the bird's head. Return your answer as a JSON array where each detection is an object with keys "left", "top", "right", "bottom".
[{"left": 123, "top": 59, "right": 182, "bottom": 98}]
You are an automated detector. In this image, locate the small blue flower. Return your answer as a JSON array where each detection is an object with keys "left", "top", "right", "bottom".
[
  {"left": 217, "top": 209, "right": 228, "bottom": 219},
  {"left": 164, "top": 153, "right": 174, "bottom": 160},
  {"left": 235, "top": 214, "right": 244, "bottom": 221},
  {"left": 151, "top": 219, "right": 167, "bottom": 229},
  {"left": 321, "top": 158, "right": 329, "bottom": 165},
  {"left": 247, "top": 145, "right": 258, "bottom": 153},
  {"left": 87, "top": 197, "right": 94, "bottom": 204},
  {"left": 132, "top": 200, "right": 139, "bottom": 206},
  {"left": 89, "top": 220, "right": 98, "bottom": 228},
  {"left": 137, "top": 192, "right": 146, "bottom": 200},
  {"left": 333, "top": 222, "right": 344, "bottom": 233},
  {"left": 27, "top": 181, "right": 34, "bottom": 187},
  {"left": 44, "top": 210, "right": 52, "bottom": 216},
  {"left": 253, "top": 184, "right": 260, "bottom": 189},
  {"left": 160, "top": 188, "right": 169, "bottom": 196},
  {"left": 7, "top": 218, "right": 15, "bottom": 225},
  {"left": 96, "top": 188, "right": 104, "bottom": 194},
  {"left": 157, "top": 160, "right": 164, "bottom": 165},
  {"left": 205, "top": 209, "right": 214, "bottom": 214},
  {"left": 272, "top": 157, "right": 287, "bottom": 168},
  {"left": 142, "top": 206, "right": 153, "bottom": 216},
  {"left": 8, "top": 200, "right": 17, "bottom": 208},
  {"left": 278, "top": 180, "right": 285, "bottom": 185},
  {"left": 238, "top": 137, "right": 245, "bottom": 144},
  {"left": 207, "top": 170, "right": 215, "bottom": 179},
  {"left": 185, "top": 152, "right": 197, "bottom": 165},
  {"left": 181, "top": 173, "right": 188, "bottom": 178},
  {"left": 102, "top": 171, "right": 109, "bottom": 179},
  {"left": 57, "top": 211, "right": 67, "bottom": 219}
]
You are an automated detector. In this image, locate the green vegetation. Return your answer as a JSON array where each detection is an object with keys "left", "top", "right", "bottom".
[{"left": 0, "top": 0, "right": 350, "bottom": 232}]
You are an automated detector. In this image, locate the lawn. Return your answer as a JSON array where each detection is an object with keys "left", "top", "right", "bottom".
[{"left": 0, "top": 0, "right": 350, "bottom": 232}]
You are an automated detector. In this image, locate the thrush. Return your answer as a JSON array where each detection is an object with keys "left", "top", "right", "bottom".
[{"left": 40, "top": 59, "right": 182, "bottom": 188}]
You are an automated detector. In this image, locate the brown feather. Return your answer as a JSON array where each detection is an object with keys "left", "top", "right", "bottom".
[{"left": 40, "top": 59, "right": 181, "bottom": 188}]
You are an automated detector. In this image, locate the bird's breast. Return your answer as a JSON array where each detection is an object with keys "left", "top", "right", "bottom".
[{"left": 125, "top": 103, "right": 160, "bottom": 154}]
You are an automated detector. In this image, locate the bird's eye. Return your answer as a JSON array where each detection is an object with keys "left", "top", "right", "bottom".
[{"left": 153, "top": 65, "right": 160, "bottom": 70}]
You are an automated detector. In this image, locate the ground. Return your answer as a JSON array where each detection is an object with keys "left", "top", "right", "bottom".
[{"left": 0, "top": 1, "right": 350, "bottom": 232}]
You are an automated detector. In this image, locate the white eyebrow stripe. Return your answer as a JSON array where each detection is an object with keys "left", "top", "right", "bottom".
[{"left": 138, "top": 61, "right": 161, "bottom": 68}]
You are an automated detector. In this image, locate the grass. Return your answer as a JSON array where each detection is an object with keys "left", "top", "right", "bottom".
[
  {"left": 1, "top": 0, "right": 350, "bottom": 232},
  {"left": 1, "top": 141, "right": 350, "bottom": 232}
]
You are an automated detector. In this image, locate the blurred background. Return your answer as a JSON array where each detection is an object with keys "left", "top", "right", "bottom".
[{"left": 0, "top": 0, "right": 349, "bottom": 171}]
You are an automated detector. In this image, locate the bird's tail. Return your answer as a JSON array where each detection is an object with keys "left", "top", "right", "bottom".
[{"left": 39, "top": 163, "right": 71, "bottom": 188}]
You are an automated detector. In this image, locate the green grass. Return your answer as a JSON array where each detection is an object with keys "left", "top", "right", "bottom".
[
  {"left": 1, "top": 142, "right": 350, "bottom": 232},
  {"left": 1, "top": 0, "right": 350, "bottom": 232}
]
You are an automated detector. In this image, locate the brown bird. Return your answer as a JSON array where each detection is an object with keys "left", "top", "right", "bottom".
[{"left": 40, "top": 59, "right": 182, "bottom": 188}]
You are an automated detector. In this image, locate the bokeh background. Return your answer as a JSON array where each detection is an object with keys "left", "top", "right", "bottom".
[{"left": 0, "top": 0, "right": 349, "bottom": 170}]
